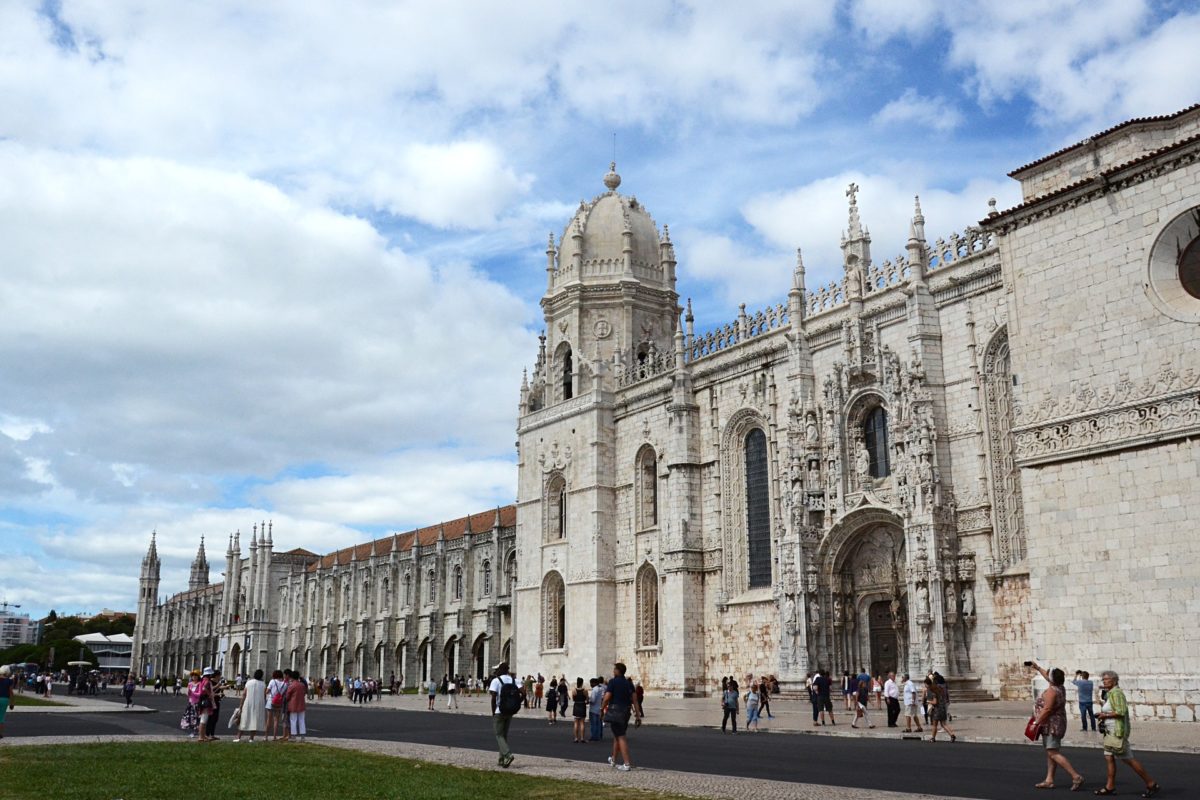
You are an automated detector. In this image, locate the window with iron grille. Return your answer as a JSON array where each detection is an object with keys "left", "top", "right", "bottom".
[
  {"left": 864, "top": 406, "right": 891, "bottom": 478},
  {"left": 744, "top": 428, "right": 772, "bottom": 589}
]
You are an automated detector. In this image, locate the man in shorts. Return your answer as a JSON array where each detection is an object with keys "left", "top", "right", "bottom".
[
  {"left": 602, "top": 662, "right": 641, "bottom": 771},
  {"left": 902, "top": 673, "right": 923, "bottom": 733},
  {"left": 811, "top": 668, "right": 835, "bottom": 726}
]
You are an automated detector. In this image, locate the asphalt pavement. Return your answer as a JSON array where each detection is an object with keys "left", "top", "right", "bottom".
[{"left": 8, "top": 691, "right": 1192, "bottom": 799}]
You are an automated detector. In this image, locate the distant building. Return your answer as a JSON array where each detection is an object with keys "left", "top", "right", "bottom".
[
  {"left": 133, "top": 507, "right": 516, "bottom": 685},
  {"left": 73, "top": 633, "right": 133, "bottom": 672},
  {"left": 0, "top": 610, "right": 39, "bottom": 649}
]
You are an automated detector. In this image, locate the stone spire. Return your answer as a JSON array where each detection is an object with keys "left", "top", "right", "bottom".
[
  {"left": 907, "top": 195, "right": 928, "bottom": 283},
  {"left": 840, "top": 183, "right": 872, "bottom": 297},
  {"left": 188, "top": 536, "right": 210, "bottom": 591}
]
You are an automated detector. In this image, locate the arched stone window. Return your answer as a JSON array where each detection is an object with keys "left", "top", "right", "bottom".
[
  {"left": 636, "top": 562, "right": 659, "bottom": 648},
  {"left": 403, "top": 573, "right": 412, "bottom": 607},
  {"left": 983, "top": 328, "right": 1025, "bottom": 566},
  {"left": 744, "top": 428, "right": 772, "bottom": 589},
  {"left": 545, "top": 473, "right": 567, "bottom": 541},
  {"left": 635, "top": 445, "right": 658, "bottom": 530},
  {"left": 541, "top": 571, "right": 566, "bottom": 650},
  {"left": 361, "top": 578, "right": 370, "bottom": 615},
  {"left": 863, "top": 406, "right": 891, "bottom": 478},
  {"left": 381, "top": 577, "right": 390, "bottom": 611},
  {"left": 453, "top": 565, "right": 463, "bottom": 600},
  {"left": 561, "top": 345, "right": 573, "bottom": 400},
  {"left": 505, "top": 553, "right": 517, "bottom": 596},
  {"left": 426, "top": 569, "right": 436, "bottom": 603},
  {"left": 481, "top": 560, "right": 492, "bottom": 597}
]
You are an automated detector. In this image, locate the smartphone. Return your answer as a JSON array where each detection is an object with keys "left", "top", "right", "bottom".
[{"left": 1023, "top": 661, "right": 1034, "bottom": 667}]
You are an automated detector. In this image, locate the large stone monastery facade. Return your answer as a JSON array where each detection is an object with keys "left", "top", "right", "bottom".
[
  {"left": 134, "top": 105, "right": 1200, "bottom": 720},
  {"left": 513, "top": 105, "right": 1200, "bottom": 717}
]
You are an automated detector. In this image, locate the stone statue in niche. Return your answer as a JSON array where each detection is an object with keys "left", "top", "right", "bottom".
[
  {"left": 833, "top": 595, "right": 843, "bottom": 626},
  {"left": 856, "top": 446, "right": 871, "bottom": 480},
  {"left": 961, "top": 585, "right": 976, "bottom": 617},
  {"left": 916, "top": 584, "right": 929, "bottom": 618},
  {"left": 808, "top": 596, "right": 820, "bottom": 626},
  {"left": 890, "top": 595, "right": 903, "bottom": 624},
  {"left": 945, "top": 583, "right": 957, "bottom": 614},
  {"left": 806, "top": 413, "right": 819, "bottom": 444},
  {"left": 783, "top": 594, "right": 797, "bottom": 635}
]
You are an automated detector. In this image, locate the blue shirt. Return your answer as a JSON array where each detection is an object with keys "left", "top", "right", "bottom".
[
  {"left": 1074, "top": 679, "right": 1094, "bottom": 703},
  {"left": 606, "top": 675, "right": 635, "bottom": 708}
]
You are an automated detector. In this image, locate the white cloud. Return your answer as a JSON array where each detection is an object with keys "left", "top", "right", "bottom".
[
  {"left": 850, "top": 0, "right": 940, "bottom": 42},
  {"left": 874, "top": 88, "right": 963, "bottom": 132},
  {"left": 677, "top": 232, "right": 793, "bottom": 310},
  {"left": 0, "top": 143, "right": 533, "bottom": 505},
  {"left": 742, "top": 171, "right": 1022, "bottom": 288}
]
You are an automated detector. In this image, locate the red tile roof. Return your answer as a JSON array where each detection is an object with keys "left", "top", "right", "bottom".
[
  {"left": 1008, "top": 103, "right": 1200, "bottom": 177},
  {"left": 308, "top": 506, "right": 516, "bottom": 571}
]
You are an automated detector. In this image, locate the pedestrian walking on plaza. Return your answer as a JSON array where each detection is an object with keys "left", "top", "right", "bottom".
[
  {"left": 720, "top": 678, "right": 739, "bottom": 733},
  {"left": 813, "top": 669, "right": 835, "bottom": 725},
  {"left": 123, "top": 673, "right": 136, "bottom": 707},
  {"left": 196, "top": 668, "right": 216, "bottom": 742},
  {"left": 925, "top": 676, "right": 956, "bottom": 743},
  {"left": 489, "top": 662, "right": 522, "bottom": 768},
  {"left": 1093, "top": 670, "right": 1160, "bottom": 797},
  {"left": 1074, "top": 670, "right": 1097, "bottom": 733},
  {"left": 446, "top": 677, "right": 459, "bottom": 710},
  {"left": 265, "top": 670, "right": 286, "bottom": 740},
  {"left": 758, "top": 676, "right": 773, "bottom": 719},
  {"left": 902, "top": 673, "right": 923, "bottom": 733},
  {"left": 0, "top": 665, "right": 14, "bottom": 739},
  {"left": 283, "top": 670, "right": 307, "bottom": 742},
  {"left": 842, "top": 671, "right": 853, "bottom": 711},
  {"left": 1028, "top": 661, "right": 1082, "bottom": 790},
  {"left": 426, "top": 677, "right": 437, "bottom": 710},
  {"left": 534, "top": 675, "right": 544, "bottom": 708},
  {"left": 546, "top": 678, "right": 559, "bottom": 724},
  {"left": 602, "top": 662, "right": 640, "bottom": 770},
  {"left": 205, "top": 668, "right": 225, "bottom": 740},
  {"left": 884, "top": 672, "right": 901, "bottom": 728},
  {"left": 852, "top": 668, "right": 875, "bottom": 729},
  {"left": 560, "top": 676, "right": 570, "bottom": 718},
  {"left": 588, "top": 677, "right": 605, "bottom": 741},
  {"left": 745, "top": 681, "right": 762, "bottom": 732},
  {"left": 571, "top": 677, "right": 589, "bottom": 742},
  {"left": 234, "top": 669, "right": 266, "bottom": 743}
]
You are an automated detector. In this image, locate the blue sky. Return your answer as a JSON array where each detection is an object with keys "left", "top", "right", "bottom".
[{"left": 0, "top": 0, "right": 1196, "bottom": 619}]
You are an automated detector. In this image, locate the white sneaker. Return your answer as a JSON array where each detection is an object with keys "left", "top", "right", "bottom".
[
  {"left": 616, "top": 764, "right": 631, "bottom": 772},
  {"left": 607, "top": 756, "right": 614, "bottom": 767}
]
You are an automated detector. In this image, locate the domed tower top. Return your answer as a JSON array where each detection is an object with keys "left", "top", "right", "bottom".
[{"left": 548, "top": 162, "right": 672, "bottom": 294}]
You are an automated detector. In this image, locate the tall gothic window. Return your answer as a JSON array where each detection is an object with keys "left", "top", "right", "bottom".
[
  {"left": 505, "top": 554, "right": 517, "bottom": 596},
  {"left": 403, "top": 573, "right": 412, "bottom": 607},
  {"left": 983, "top": 329, "right": 1026, "bottom": 566},
  {"left": 427, "top": 569, "right": 436, "bottom": 603},
  {"left": 636, "top": 446, "right": 658, "bottom": 530},
  {"left": 744, "top": 428, "right": 772, "bottom": 589},
  {"left": 864, "top": 406, "right": 891, "bottom": 478},
  {"left": 453, "top": 565, "right": 463, "bottom": 600},
  {"left": 381, "top": 577, "right": 390, "bottom": 611},
  {"left": 546, "top": 474, "right": 567, "bottom": 541},
  {"left": 636, "top": 563, "right": 659, "bottom": 647},
  {"left": 561, "top": 345, "right": 573, "bottom": 401},
  {"left": 541, "top": 571, "right": 565, "bottom": 650},
  {"left": 481, "top": 560, "right": 492, "bottom": 597}
]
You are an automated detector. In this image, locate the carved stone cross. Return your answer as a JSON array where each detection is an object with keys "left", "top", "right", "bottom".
[{"left": 846, "top": 182, "right": 859, "bottom": 205}]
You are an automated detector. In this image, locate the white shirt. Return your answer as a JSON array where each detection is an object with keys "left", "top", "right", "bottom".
[
  {"left": 902, "top": 679, "right": 917, "bottom": 705},
  {"left": 884, "top": 678, "right": 899, "bottom": 699},
  {"left": 488, "top": 674, "right": 514, "bottom": 715}
]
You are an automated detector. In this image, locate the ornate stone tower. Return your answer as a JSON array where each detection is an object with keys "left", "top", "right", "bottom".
[
  {"left": 188, "top": 536, "right": 210, "bottom": 591},
  {"left": 132, "top": 532, "right": 161, "bottom": 676},
  {"left": 515, "top": 163, "right": 679, "bottom": 679}
]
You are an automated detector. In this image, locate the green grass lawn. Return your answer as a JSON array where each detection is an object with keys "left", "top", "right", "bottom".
[
  {"left": 5, "top": 695, "right": 68, "bottom": 707},
  {"left": 0, "top": 742, "right": 695, "bottom": 800}
]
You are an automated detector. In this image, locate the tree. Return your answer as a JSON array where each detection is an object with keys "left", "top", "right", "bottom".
[{"left": 47, "top": 610, "right": 57, "bottom": 622}]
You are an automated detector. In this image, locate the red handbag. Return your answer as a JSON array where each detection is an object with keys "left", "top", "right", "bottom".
[{"left": 1024, "top": 715, "right": 1041, "bottom": 741}]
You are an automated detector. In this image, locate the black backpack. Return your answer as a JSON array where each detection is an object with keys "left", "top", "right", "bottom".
[{"left": 497, "top": 676, "right": 523, "bottom": 716}]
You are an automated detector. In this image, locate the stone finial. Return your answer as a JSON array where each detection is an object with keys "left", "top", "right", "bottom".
[
  {"left": 662, "top": 224, "right": 671, "bottom": 244},
  {"left": 603, "top": 161, "right": 621, "bottom": 191},
  {"left": 845, "top": 182, "right": 864, "bottom": 240},
  {"left": 793, "top": 249, "right": 806, "bottom": 289},
  {"left": 987, "top": 197, "right": 999, "bottom": 217}
]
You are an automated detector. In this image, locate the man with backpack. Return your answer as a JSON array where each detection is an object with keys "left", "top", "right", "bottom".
[{"left": 488, "top": 662, "right": 523, "bottom": 768}]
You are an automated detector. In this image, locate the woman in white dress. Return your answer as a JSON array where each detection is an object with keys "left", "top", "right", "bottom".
[{"left": 234, "top": 669, "right": 267, "bottom": 742}]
